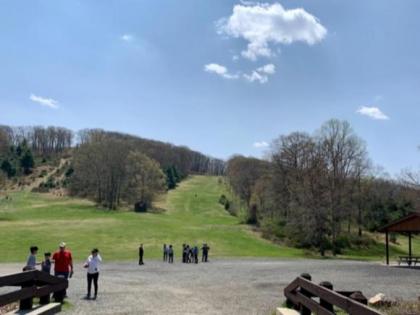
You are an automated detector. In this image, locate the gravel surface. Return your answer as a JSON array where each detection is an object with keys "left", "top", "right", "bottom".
[{"left": 1, "top": 259, "right": 419, "bottom": 315}]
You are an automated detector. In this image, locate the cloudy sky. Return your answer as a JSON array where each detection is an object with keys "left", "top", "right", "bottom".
[{"left": 0, "top": 0, "right": 419, "bottom": 175}]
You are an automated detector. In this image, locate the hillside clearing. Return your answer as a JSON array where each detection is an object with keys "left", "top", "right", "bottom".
[
  {"left": 0, "top": 176, "right": 303, "bottom": 262},
  {"left": 0, "top": 175, "right": 418, "bottom": 263}
]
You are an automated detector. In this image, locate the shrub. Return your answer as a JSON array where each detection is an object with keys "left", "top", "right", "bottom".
[
  {"left": 219, "top": 194, "right": 228, "bottom": 205},
  {"left": 224, "top": 200, "right": 230, "bottom": 211},
  {"left": 65, "top": 167, "right": 74, "bottom": 177}
]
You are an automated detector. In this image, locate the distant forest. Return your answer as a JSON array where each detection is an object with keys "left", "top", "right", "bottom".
[
  {"left": 224, "top": 119, "right": 420, "bottom": 254},
  {"left": 0, "top": 125, "right": 225, "bottom": 210}
]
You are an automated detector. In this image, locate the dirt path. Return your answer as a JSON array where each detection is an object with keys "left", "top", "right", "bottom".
[{"left": 1, "top": 259, "right": 419, "bottom": 314}]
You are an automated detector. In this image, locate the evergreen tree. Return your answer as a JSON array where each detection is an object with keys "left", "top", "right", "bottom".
[
  {"left": 166, "top": 166, "right": 178, "bottom": 189},
  {"left": 0, "top": 159, "right": 16, "bottom": 178},
  {"left": 20, "top": 149, "right": 34, "bottom": 175}
]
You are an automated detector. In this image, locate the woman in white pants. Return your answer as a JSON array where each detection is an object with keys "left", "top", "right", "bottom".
[{"left": 84, "top": 248, "right": 102, "bottom": 300}]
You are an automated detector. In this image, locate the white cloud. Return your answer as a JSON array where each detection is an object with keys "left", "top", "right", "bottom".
[
  {"left": 258, "top": 63, "right": 275, "bottom": 74},
  {"left": 244, "top": 63, "right": 276, "bottom": 83},
  {"left": 29, "top": 94, "right": 59, "bottom": 109},
  {"left": 217, "top": 2, "right": 327, "bottom": 60},
  {"left": 204, "top": 63, "right": 239, "bottom": 79},
  {"left": 121, "top": 34, "right": 134, "bottom": 42},
  {"left": 356, "top": 106, "right": 389, "bottom": 120},
  {"left": 254, "top": 141, "right": 269, "bottom": 148}
]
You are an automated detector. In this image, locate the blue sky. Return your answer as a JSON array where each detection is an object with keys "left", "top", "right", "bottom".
[{"left": 0, "top": 0, "right": 419, "bottom": 175}]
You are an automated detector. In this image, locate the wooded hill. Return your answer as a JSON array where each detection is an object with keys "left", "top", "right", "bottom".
[
  {"left": 224, "top": 119, "right": 420, "bottom": 255},
  {"left": 0, "top": 125, "right": 225, "bottom": 210}
]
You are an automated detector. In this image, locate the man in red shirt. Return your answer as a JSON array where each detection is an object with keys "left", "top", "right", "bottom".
[{"left": 52, "top": 242, "right": 74, "bottom": 280}]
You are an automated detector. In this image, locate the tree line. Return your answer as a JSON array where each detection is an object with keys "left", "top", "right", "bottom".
[
  {"left": 225, "top": 119, "right": 419, "bottom": 255},
  {"left": 0, "top": 125, "right": 73, "bottom": 157},
  {"left": 1, "top": 125, "right": 226, "bottom": 211}
]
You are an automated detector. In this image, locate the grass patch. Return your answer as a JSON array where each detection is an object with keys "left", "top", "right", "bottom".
[
  {"left": 0, "top": 176, "right": 304, "bottom": 262},
  {"left": 1, "top": 175, "right": 418, "bottom": 263}
]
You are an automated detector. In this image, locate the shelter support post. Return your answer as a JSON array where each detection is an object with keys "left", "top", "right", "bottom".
[
  {"left": 385, "top": 230, "right": 389, "bottom": 265},
  {"left": 408, "top": 232, "right": 412, "bottom": 258}
]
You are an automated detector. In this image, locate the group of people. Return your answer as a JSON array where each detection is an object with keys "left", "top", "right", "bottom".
[
  {"left": 24, "top": 242, "right": 212, "bottom": 302},
  {"left": 161, "top": 243, "right": 210, "bottom": 264},
  {"left": 24, "top": 242, "right": 101, "bottom": 300}
]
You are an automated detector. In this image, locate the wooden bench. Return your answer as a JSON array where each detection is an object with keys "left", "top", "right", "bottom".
[
  {"left": 0, "top": 270, "right": 68, "bottom": 314},
  {"left": 398, "top": 256, "right": 420, "bottom": 266}
]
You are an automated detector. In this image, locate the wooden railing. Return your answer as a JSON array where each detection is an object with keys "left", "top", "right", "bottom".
[
  {"left": 284, "top": 274, "right": 382, "bottom": 315},
  {"left": 0, "top": 270, "right": 68, "bottom": 311}
]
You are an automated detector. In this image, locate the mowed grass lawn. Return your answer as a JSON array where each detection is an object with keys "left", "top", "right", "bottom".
[
  {"left": 0, "top": 176, "right": 304, "bottom": 262},
  {"left": 1, "top": 175, "right": 418, "bottom": 263}
]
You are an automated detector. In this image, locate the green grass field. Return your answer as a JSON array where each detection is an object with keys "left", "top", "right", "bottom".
[
  {"left": 0, "top": 176, "right": 305, "bottom": 262},
  {"left": 0, "top": 175, "right": 418, "bottom": 263}
]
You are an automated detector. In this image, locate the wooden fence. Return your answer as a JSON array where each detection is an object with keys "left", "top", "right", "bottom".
[
  {"left": 0, "top": 270, "right": 68, "bottom": 312},
  {"left": 284, "top": 274, "right": 382, "bottom": 315}
]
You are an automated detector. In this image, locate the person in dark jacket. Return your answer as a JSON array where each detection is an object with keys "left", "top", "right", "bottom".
[
  {"left": 182, "top": 244, "right": 186, "bottom": 263},
  {"left": 201, "top": 243, "right": 210, "bottom": 262},
  {"left": 193, "top": 246, "right": 199, "bottom": 264},
  {"left": 139, "top": 244, "right": 144, "bottom": 265},
  {"left": 41, "top": 252, "right": 52, "bottom": 274},
  {"left": 168, "top": 245, "right": 174, "bottom": 263},
  {"left": 163, "top": 244, "right": 168, "bottom": 262}
]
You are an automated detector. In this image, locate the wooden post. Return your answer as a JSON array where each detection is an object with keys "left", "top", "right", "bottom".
[
  {"left": 408, "top": 232, "right": 412, "bottom": 258},
  {"left": 39, "top": 293, "right": 50, "bottom": 305},
  {"left": 19, "top": 282, "right": 33, "bottom": 310},
  {"left": 299, "top": 273, "right": 312, "bottom": 315},
  {"left": 385, "top": 230, "right": 389, "bottom": 265},
  {"left": 319, "top": 281, "right": 335, "bottom": 313},
  {"left": 349, "top": 291, "right": 368, "bottom": 305}
]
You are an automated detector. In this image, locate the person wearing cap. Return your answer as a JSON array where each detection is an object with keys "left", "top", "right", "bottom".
[
  {"left": 52, "top": 242, "right": 74, "bottom": 279},
  {"left": 84, "top": 248, "right": 102, "bottom": 300}
]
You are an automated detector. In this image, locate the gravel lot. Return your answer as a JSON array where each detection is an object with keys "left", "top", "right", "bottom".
[{"left": 1, "top": 259, "right": 419, "bottom": 315}]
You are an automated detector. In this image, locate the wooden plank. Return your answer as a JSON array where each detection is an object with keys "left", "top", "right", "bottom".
[
  {"left": 34, "top": 283, "right": 68, "bottom": 298},
  {"left": 33, "top": 272, "right": 64, "bottom": 286},
  {"left": 0, "top": 271, "right": 36, "bottom": 287},
  {"left": 291, "top": 291, "right": 334, "bottom": 315},
  {"left": 0, "top": 287, "right": 35, "bottom": 307}
]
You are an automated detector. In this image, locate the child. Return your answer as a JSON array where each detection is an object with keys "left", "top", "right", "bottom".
[
  {"left": 24, "top": 246, "right": 39, "bottom": 271},
  {"left": 41, "top": 252, "right": 52, "bottom": 274},
  {"left": 84, "top": 248, "right": 102, "bottom": 300}
]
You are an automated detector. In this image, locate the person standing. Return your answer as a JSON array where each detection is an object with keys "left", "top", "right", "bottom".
[
  {"left": 84, "top": 248, "right": 102, "bottom": 300},
  {"left": 41, "top": 252, "right": 52, "bottom": 274},
  {"left": 40, "top": 252, "right": 53, "bottom": 304},
  {"left": 53, "top": 242, "right": 74, "bottom": 279},
  {"left": 24, "top": 246, "right": 39, "bottom": 271},
  {"left": 168, "top": 245, "right": 174, "bottom": 263},
  {"left": 201, "top": 243, "right": 210, "bottom": 262},
  {"left": 163, "top": 244, "right": 168, "bottom": 262},
  {"left": 193, "top": 246, "right": 199, "bottom": 264},
  {"left": 52, "top": 242, "right": 73, "bottom": 298},
  {"left": 188, "top": 246, "right": 193, "bottom": 263},
  {"left": 182, "top": 244, "right": 186, "bottom": 263},
  {"left": 139, "top": 244, "right": 144, "bottom": 265}
]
